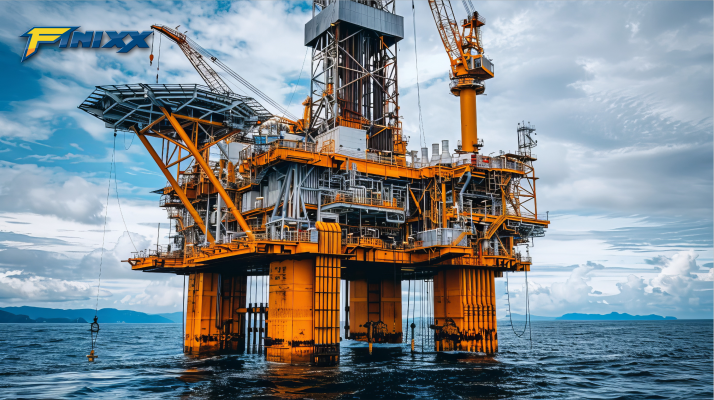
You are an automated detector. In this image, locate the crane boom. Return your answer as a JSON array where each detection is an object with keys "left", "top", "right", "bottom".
[
  {"left": 152, "top": 25, "right": 298, "bottom": 121},
  {"left": 427, "top": 0, "right": 494, "bottom": 153},
  {"left": 428, "top": 0, "right": 463, "bottom": 68}
]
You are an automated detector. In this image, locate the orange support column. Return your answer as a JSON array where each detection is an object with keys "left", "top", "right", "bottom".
[
  {"left": 434, "top": 268, "right": 485, "bottom": 352},
  {"left": 348, "top": 275, "right": 402, "bottom": 344},
  {"left": 185, "top": 273, "right": 220, "bottom": 354},
  {"left": 219, "top": 275, "right": 247, "bottom": 352},
  {"left": 313, "top": 222, "right": 342, "bottom": 365},
  {"left": 266, "top": 259, "right": 315, "bottom": 364}
]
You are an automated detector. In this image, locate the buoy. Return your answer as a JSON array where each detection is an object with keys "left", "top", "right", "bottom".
[{"left": 87, "top": 349, "right": 98, "bottom": 362}]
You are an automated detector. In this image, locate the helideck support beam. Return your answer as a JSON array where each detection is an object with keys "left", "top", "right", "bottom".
[
  {"left": 159, "top": 107, "right": 255, "bottom": 241},
  {"left": 133, "top": 127, "right": 215, "bottom": 244}
]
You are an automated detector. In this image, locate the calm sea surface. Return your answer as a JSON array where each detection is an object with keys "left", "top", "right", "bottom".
[{"left": 0, "top": 320, "right": 711, "bottom": 399}]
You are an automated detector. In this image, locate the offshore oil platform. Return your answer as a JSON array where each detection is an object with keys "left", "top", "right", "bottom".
[{"left": 79, "top": 0, "right": 547, "bottom": 365}]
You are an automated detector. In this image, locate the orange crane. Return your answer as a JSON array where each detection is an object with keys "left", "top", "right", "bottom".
[
  {"left": 151, "top": 25, "right": 310, "bottom": 135},
  {"left": 427, "top": 0, "right": 494, "bottom": 153}
]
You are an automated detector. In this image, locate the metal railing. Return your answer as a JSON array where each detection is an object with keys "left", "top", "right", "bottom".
[
  {"left": 366, "top": 152, "right": 407, "bottom": 166},
  {"left": 322, "top": 192, "right": 403, "bottom": 209},
  {"left": 240, "top": 139, "right": 317, "bottom": 161},
  {"left": 343, "top": 236, "right": 383, "bottom": 247}
]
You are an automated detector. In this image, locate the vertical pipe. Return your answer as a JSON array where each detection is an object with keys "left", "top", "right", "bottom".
[
  {"left": 215, "top": 194, "right": 222, "bottom": 243},
  {"left": 483, "top": 271, "right": 493, "bottom": 354},
  {"left": 490, "top": 270, "right": 498, "bottom": 353},
  {"left": 247, "top": 299, "right": 252, "bottom": 354},
  {"left": 253, "top": 299, "right": 258, "bottom": 353},
  {"left": 476, "top": 269, "right": 483, "bottom": 353}
]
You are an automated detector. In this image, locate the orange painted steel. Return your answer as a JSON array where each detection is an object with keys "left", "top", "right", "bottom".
[
  {"left": 266, "top": 259, "right": 316, "bottom": 364},
  {"left": 134, "top": 128, "right": 215, "bottom": 244},
  {"left": 185, "top": 273, "right": 219, "bottom": 354},
  {"left": 348, "top": 277, "right": 403, "bottom": 344},
  {"left": 459, "top": 88, "right": 478, "bottom": 152},
  {"left": 161, "top": 108, "right": 254, "bottom": 241},
  {"left": 314, "top": 222, "right": 342, "bottom": 365}
]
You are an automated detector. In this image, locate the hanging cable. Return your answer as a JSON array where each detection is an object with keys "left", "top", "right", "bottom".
[
  {"left": 156, "top": 32, "right": 162, "bottom": 84},
  {"left": 411, "top": 0, "right": 427, "bottom": 149},
  {"left": 111, "top": 147, "right": 138, "bottom": 252},
  {"left": 123, "top": 129, "right": 134, "bottom": 150},
  {"left": 149, "top": 29, "right": 155, "bottom": 66},
  {"left": 505, "top": 269, "right": 532, "bottom": 347},
  {"left": 88, "top": 132, "right": 116, "bottom": 361},
  {"left": 286, "top": 47, "right": 309, "bottom": 112}
]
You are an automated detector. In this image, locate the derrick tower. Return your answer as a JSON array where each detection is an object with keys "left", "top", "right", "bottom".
[{"left": 79, "top": 0, "right": 548, "bottom": 366}]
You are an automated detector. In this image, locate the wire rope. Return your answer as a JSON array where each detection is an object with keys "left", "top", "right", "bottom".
[
  {"left": 286, "top": 47, "right": 310, "bottom": 111},
  {"left": 111, "top": 150, "right": 138, "bottom": 252},
  {"left": 505, "top": 269, "right": 532, "bottom": 346},
  {"left": 411, "top": 0, "right": 427, "bottom": 149}
]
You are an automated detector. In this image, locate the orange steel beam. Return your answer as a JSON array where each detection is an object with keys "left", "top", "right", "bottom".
[
  {"left": 173, "top": 113, "right": 225, "bottom": 127},
  {"left": 140, "top": 115, "right": 166, "bottom": 134},
  {"left": 160, "top": 107, "right": 255, "bottom": 241},
  {"left": 133, "top": 126, "right": 215, "bottom": 244},
  {"left": 409, "top": 187, "right": 422, "bottom": 214}
]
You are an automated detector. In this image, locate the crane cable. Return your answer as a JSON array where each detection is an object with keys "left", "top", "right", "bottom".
[
  {"left": 88, "top": 133, "right": 117, "bottom": 361},
  {"left": 184, "top": 35, "right": 298, "bottom": 120},
  {"left": 411, "top": 0, "right": 427, "bottom": 150}
]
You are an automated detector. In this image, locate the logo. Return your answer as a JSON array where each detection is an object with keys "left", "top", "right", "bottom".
[{"left": 20, "top": 27, "right": 152, "bottom": 62}]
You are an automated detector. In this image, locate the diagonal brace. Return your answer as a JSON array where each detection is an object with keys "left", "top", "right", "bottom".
[{"left": 132, "top": 126, "right": 215, "bottom": 244}]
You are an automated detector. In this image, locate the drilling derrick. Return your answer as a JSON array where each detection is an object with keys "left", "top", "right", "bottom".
[{"left": 79, "top": 0, "right": 548, "bottom": 366}]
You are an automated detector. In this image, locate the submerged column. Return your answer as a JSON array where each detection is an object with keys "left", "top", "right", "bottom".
[
  {"left": 219, "top": 275, "right": 247, "bottom": 352},
  {"left": 313, "top": 222, "right": 342, "bottom": 365},
  {"left": 266, "top": 222, "right": 343, "bottom": 365},
  {"left": 348, "top": 273, "right": 403, "bottom": 343},
  {"left": 185, "top": 272, "right": 248, "bottom": 354},
  {"left": 266, "top": 259, "right": 315, "bottom": 364},
  {"left": 433, "top": 268, "right": 498, "bottom": 353},
  {"left": 185, "top": 272, "right": 219, "bottom": 354}
]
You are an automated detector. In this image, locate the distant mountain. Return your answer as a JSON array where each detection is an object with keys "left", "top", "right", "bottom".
[
  {"left": 0, "top": 310, "right": 86, "bottom": 323},
  {"left": 556, "top": 312, "right": 676, "bottom": 321},
  {"left": 157, "top": 312, "right": 184, "bottom": 323},
  {"left": 499, "top": 313, "right": 557, "bottom": 321},
  {"left": 0, "top": 307, "right": 176, "bottom": 323},
  {"left": 0, "top": 310, "right": 34, "bottom": 323}
]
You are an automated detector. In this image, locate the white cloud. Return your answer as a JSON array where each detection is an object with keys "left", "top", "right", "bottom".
[
  {"left": 0, "top": 161, "right": 105, "bottom": 224},
  {"left": 0, "top": 269, "right": 108, "bottom": 302},
  {"left": 505, "top": 250, "right": 713, "bottom": 319}
]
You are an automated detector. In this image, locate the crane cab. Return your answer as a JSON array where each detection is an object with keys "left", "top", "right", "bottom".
[{"left": 464, "top": 55, "right": 495, "bottom": 80}]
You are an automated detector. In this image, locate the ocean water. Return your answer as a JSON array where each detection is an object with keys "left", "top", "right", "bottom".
[{"left": 0, "top": 320, "right": 711, "bottom": 399}]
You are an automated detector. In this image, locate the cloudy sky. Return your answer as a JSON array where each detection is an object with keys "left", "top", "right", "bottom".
[{"left": 0, "top": 1, "right": 711, "bottom": 319}]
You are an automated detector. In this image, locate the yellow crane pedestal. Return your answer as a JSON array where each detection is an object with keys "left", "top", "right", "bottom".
[{"left": 433, "top": 268, "right": 498, "bottom": 354}]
